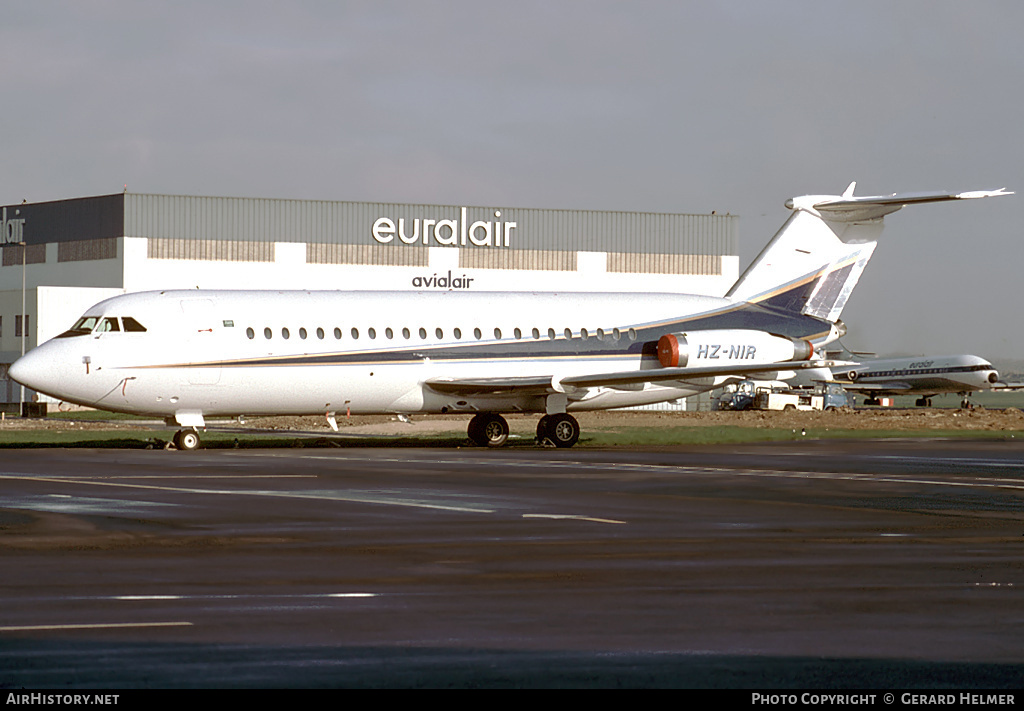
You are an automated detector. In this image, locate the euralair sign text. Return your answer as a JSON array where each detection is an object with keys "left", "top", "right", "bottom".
[
  {"left": 372, "top": 208, "right": 515, "bottom": 248},
  {"left": 2, "top": 207, "right": 25, "bottom": 244}
]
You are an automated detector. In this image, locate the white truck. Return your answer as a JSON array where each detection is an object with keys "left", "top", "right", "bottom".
[{"left": 752, "top": 382, "right": 854, "bottom": 411}]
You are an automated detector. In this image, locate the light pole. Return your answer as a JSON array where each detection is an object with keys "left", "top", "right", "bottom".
[{"left": 18, "top": 240, "right": 25, "bottom": 416}]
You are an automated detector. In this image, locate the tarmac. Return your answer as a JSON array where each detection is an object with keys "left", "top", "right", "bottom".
[{"left": 2, "top": 438, "right": 1023, "bottom": 688}]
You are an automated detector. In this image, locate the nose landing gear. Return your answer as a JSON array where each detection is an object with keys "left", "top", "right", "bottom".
[{"left": 173, "top": 429, "right": 202, "bottom": 451}]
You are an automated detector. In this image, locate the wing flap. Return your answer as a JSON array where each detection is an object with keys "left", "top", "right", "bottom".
[
  {"left": 560, "top": 360, "right": 835, "bottom": 388},
  {"left": 425, "top": 375, "right": 559, "bottom": 396},
  {"left": 425, "top": 360, "right": 838, "bottom": 396}
]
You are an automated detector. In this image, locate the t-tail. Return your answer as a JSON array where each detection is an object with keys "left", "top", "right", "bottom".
[{"left": 725, "top": 184, "right": 1012, "bottom": 320}]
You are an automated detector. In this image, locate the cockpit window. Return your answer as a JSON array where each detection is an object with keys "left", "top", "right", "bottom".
[
  {"left": 56, "top": 316, "right": 99, "bottom": 338},
  {"left": 55, "top": 315, "right": 148, "bottom": 338},
  {"left": 122, "top": 317, "right": 147, "bottom": 332}
]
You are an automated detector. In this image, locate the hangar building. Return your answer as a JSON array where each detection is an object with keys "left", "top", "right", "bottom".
[{"left": 0, "top": 192, "right": 739, "bottom": 407}]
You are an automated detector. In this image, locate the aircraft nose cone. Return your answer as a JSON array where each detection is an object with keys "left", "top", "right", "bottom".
[{"left": 9, "top": 348, "right": 50, "bottom": 392}]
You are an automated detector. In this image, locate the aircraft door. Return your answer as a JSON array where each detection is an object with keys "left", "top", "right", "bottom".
[{"left": 179, "top": 299, "right": 222, "bottom": 385}]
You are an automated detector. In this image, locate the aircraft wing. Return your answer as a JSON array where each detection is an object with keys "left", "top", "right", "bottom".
[
  {"left": 425, "top": 360, "right": 837, "bottom": 396},
  {"left": 991, "top": 381, "right": 1024, "bottom": 391},
  {"left": 839, "top": 381, "right": 915, "bottom": 393}
]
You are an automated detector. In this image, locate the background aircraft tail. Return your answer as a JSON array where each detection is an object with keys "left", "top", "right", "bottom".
[{"left": 725, "top": 184, "right": 1011, "bottom": 321}]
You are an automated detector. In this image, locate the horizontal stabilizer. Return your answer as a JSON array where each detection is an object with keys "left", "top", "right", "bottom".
[{"left": 787, "top": 187, "right": 1012, "bottom": 223}]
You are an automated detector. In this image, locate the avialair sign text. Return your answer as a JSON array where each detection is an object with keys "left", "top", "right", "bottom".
[{"left": 372, "top": 208, "right": 516, "bottom": 248}]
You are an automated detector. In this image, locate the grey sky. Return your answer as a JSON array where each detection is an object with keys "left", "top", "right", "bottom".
[{"left": 2, "top": 1, "right": 1021, "bottom": 358}]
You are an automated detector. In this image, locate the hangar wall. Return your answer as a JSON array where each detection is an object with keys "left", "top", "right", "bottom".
[{"left": 0, "top": 192, "right": 739, "bottom": 408}]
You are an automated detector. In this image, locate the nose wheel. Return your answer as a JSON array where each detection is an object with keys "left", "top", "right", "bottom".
[
  {"left": 173, "top": 429, "right": 202, "bottom": 451},
  {"left": 537, "top": 413, "right": 580, "bottom": 448}
]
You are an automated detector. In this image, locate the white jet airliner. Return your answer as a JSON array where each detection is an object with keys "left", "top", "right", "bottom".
[
  {"left": 9, "top": 185, "right": 1010, "bottom": 449},
  {"left": 830, "top": 354, "right": 1003, "bottom": 407},
  {"left": 791, "top": 351, "right": 1003, "bottom": 407}
]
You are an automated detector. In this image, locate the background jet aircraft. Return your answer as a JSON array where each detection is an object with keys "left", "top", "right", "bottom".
[{"left": 795, "top": 346, "right": 1004, "bottom": 407}]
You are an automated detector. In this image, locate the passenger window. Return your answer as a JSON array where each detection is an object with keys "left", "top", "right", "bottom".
[
  {"left": 385, "top": 327, "right": 393, "bottom": 339},
  {"left": 402, "top": 327, "right": 411, "bottom": 339},
  {"left": 299, "top": 328, "right": 307, "bottom": 340},
  {"left": 317, "top": 327, "right": 325, "bottom": 340},
  {"left": 264, "top": 327, "right": 272, "bottom": 339},
  {"left": 435, "top": 328, "right": 443, "bottom": 339},
  {"left": 453, "top": 328, "right": 462, "bottom": 340},
  {"left": 351, "top": 328, "right": 359, "bottom": 339},
  {"left": 564, "top": 328, "right": 573, "bottom": 339},
  {"left": 474, "top": 328, "right": 482, "bottom": 340},
  {"left": 246, "top": 327, "right": 255, "bottom": 339},
  {"left": 334, "top": 327, "right": 342, "bottom": 339},
  {"left": 547, "top": 328, "right": 556, "bottom": 340},
  {"left": 419, "top": 327, "right": 427, "bottom": 339},
  {"left": 494, "top": 328, "right": 502, "bottom": 339},
  {"left": 368, "top": 327, "right": 376, "bottom": 339},
  {"left": 282, "top": 327, "right": 290, "bottom": 339},
  {"left": 580, "top": 328, "right": 589, "bottom": 340},
  {"left": 514, "top": 328, "right": 522, "bottom": 339},
  {"left": 532, "top": 328, "right": 540, "bottom": 339}
]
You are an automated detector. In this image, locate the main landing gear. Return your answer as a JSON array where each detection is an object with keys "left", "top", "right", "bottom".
[
  {"left": 467, "top": 413, "right": 510, "bottom": 447},
  {"left": 173, "top": 428, "right": 202, "bottom": 451},
  {"left": 466, "top": 412, "right": 581, "bottom": 448},
  {"left": 536, "top": 413, "right": 580, "bottom": 448}
]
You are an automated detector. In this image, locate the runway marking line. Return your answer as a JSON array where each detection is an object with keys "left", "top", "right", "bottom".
[
  {"left": 0, "top": 473, "right": 495, "bottom": 514},
  {"left": 523, "top": 513, "right": 627, "bottom": 525},
  {"left": 111, "top": 593, "right": 377, "bottom": 600},
  {"left": 0, "top": 621, "right": 193, "bottom": 632}
]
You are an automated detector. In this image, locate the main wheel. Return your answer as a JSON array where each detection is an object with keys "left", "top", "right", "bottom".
[
  {"left": 541, "top": 413, "right": 580, "bottom": 448},
  {"left": 536, "top": 415, "right": 552, "bottom": 442},
  {"left": 175, "top": 429, "right": 201, "bottom": 451},
  {"left": 468, "top": 413, "right": 509, "bottom": 447}
]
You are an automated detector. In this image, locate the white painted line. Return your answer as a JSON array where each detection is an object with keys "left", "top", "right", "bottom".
[
  {"left": 523, "top": 513, "right": 627, "bottom": 525},
  {"left": 115, "top": 595, "right": 183, "bottom": 600},
  {"left": 111, "top": 593, "right": 377, "bottom": 600},
  {"left": 0, "top": 621, "right": 193, "bottom": 632},
  {"left": 0, "top": 473, "right": 495, "bottom": 513}
]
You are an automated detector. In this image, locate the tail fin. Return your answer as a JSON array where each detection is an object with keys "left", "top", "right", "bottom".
[{"left": 726, "top": 185, "right": 1012, "bottom": 320}]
